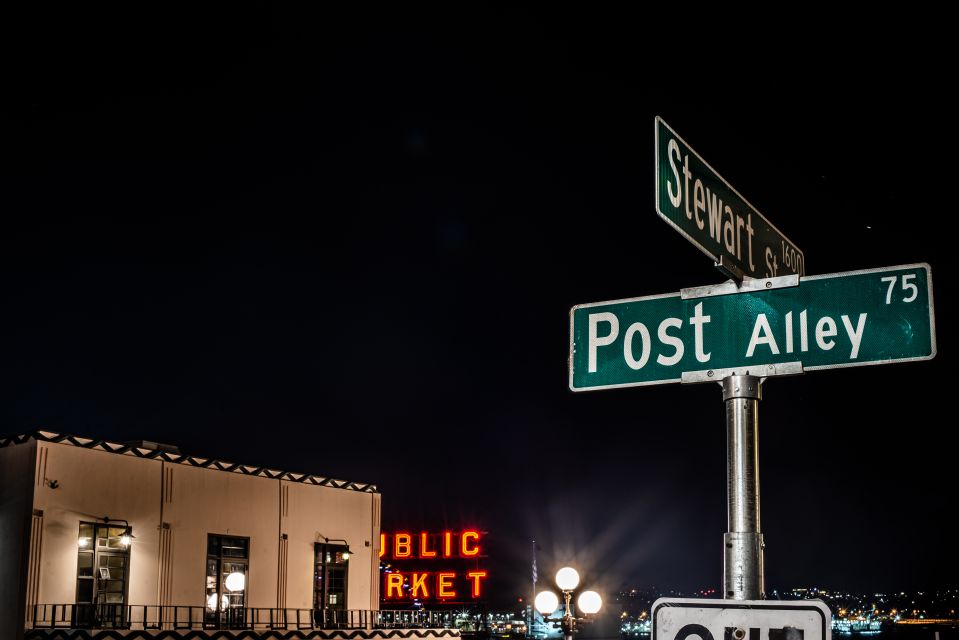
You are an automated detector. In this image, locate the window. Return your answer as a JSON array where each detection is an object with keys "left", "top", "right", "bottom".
[
  {"left": 205, "top": 535, "right": 249, "bottom": 629},
  {"left": 314, "top": 543, "right": 349, "bottom": 614},
  {"left": 75, "top": 522, "right": 131, "bottom": 628}
]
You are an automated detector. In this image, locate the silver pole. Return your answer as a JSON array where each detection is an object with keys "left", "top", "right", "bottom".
[
  {"left": 530, "top": 540, "right": 536, "bottom": 639},
  {"left": 561, "top": 590, "right": 574, "bottom": 640},
  {"left": 722, "top": 374, "right": 765, "bottom": 600}
]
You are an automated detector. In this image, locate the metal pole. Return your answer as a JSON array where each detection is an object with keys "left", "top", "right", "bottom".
[
  {"left": 722, "top": 374, "right": 765, "bottom": 600},
  {"left": 561, "top": 590, "right": 574, "bottom": 640},
  {"left": 530, "top": 539, "right": 536, "bottom": 639}
]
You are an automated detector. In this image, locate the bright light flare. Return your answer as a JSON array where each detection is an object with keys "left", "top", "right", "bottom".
[
  {"left": 206, "top": 593, "right": 229, "bottom": 611},
  {"left": 578, "top": 590, "right": 602, "bottom": 614},
  {"left": 225, "top": 571, "right": 246, "bottom": 592},
  {"left": 555, "top": 566, "right": 580, "bottom": 591},
  {"left": 535, "top": 590, "right": 559, "bottom": 615}
]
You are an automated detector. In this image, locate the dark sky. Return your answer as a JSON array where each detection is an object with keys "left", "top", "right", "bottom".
[{"left": 3, "top": 8, "right": 955, "bottom": 607}]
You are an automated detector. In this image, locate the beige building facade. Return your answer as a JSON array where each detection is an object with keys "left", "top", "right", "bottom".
[{"left": 0, "top": 431, "right": 394, "bottom": 640}]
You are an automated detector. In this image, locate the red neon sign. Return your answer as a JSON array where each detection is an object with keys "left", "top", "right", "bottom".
[
  {"left": 381, "top": 530, "right": 487, "bottom": 601},
  {"left": 381, "top": 531, "right": 482, "bottom": 560}
]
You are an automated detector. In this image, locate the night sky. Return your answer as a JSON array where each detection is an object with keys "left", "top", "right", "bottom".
[{"left": 3, "top": 8, "right": 955, "bottom": 608}]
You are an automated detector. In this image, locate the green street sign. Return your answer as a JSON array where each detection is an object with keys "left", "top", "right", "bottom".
[
  {"left": 655, "top": 116, "right": 805, "bottom": 279},
  {"left": 569, "top": 263, "right": 936, "bottom": 391}
]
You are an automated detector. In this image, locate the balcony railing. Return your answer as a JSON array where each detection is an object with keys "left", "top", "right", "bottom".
[{"left": 29, "top": 604, "right": 458, "bottom": 631}]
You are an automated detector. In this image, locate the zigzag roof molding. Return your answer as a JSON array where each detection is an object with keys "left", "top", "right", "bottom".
[
  {"left": 24, "top": 628, "right": 460, "bottom": 639},
  {"left": 0, "top": 430, "right": 377, "bottom": 493}
]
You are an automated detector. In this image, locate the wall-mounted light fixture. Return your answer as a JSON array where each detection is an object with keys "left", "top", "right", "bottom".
[
  {"left": 102, "top": 517, "right": 135, "bottom": 547},
  {"left": 324, "top": 537, "right": 353, "bottom": 560}
]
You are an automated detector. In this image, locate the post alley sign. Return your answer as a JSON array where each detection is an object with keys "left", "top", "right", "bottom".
[{"left": 380, "top": 530, "right": 488, "bottom": 602}]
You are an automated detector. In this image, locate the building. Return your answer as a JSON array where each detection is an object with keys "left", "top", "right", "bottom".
[{"left": 0, "top": 431, "right": 453, "bottom": 640}]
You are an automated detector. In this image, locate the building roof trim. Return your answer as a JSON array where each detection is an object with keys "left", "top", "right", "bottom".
[{"left": 0, "top": 431, "right": 378, "bottom": 493}]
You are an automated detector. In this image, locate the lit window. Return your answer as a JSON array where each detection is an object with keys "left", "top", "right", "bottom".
[
  {"left": 205, "top": 535, "right": 249, "bottom": 630},
  {"left": 75, "top": 522, "right": 130, "bottom": 628}
]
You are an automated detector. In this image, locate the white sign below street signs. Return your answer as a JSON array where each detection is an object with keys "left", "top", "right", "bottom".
[{"left": 652, "top": 598, "right": 831, "bottom": 640}]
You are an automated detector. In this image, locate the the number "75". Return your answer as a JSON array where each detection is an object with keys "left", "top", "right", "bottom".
[{"left": 881, "top": 274, "right": 918, "bottom": 304}]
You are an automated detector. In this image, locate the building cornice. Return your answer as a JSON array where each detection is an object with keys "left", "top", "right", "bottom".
[{"left": 1, "top": 430, "right": 378, "bottom": 493}]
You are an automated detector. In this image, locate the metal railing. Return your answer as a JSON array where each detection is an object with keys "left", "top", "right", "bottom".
[{"left": 29, "top": 605, "right": 458, "bottom": 631}]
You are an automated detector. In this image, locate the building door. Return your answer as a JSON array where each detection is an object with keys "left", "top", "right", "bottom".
[
  {"left": 314, "top": 543, "right": 349, "bottom": 627},
  {"left": 204, "top": 535, "right": 249, "bottom": 629},
  {"left": 75, "top": 522, "right": 131, "bottom": 628}
]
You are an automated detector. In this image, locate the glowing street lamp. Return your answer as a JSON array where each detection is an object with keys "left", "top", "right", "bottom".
[{"left": 534, "top": 566, "right": 602, "bottom": 640}]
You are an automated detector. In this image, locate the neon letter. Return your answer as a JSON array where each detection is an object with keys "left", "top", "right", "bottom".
[
  {"left": 386, "top": 573, "right": 404, "bottom": 598},
  {"left": 467, "top": 571, "right": 488, "bottom": 598},
  {"left": 443, "top": 531, "right": 453, "bottom": 557},
  {"left": 420, "top": 532, "right": 437, "bottom": 558},
  {"left": 437, "top": 572, "right": 457, "bottom": 599},
  {"left": 380, "top": 533, "right": 386, "bottom": 558},
  {"left": 412, "top": 572, "right": 430, "bottom": 598},
  {"left": 394, "top": 533, "right": 412, "bottom": 558},
  {"left": 461, "top": 530, "right": 480, "bottom": 557}
]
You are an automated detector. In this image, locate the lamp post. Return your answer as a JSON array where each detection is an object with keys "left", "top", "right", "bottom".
[{"left": 534, "top": 567, "right": 602, "bottom": 640}]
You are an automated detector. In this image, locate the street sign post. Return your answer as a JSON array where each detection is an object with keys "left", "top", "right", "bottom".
[
  {"left": 655, "top": 116, "right": 805, "bottom": 280},
  {"left": 605, "top": 121, "right": 939, "bottom": 603},
  {"left": 569, "top": 263, "right": 935, "bottom": 392},
  {"left": 652, "top": 598, "right": 831, "bottom": 640}
]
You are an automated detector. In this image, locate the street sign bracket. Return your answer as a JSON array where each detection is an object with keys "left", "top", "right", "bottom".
[
  {"left": 681, "top": 361, "right": 804, "bottom": 385},
  {"left": 681, "top": 273, "right": 799, "bottom": 300},
  {"left": 714, "top": 255, "right": 746, "bottom": 282}
]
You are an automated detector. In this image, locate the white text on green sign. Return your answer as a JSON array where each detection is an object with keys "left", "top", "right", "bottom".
[
  {"left": 655, "top": 116, "right": 804, "bottom": 279},
  {"left": 569, "top": 264, "right": 935, "bottom": 391}
]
